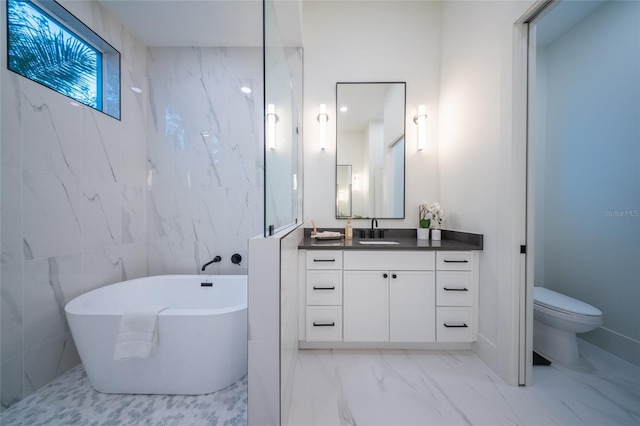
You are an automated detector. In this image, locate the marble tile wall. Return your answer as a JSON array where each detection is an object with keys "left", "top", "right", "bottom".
[
  {"left": 0, "top": 0, "right": 148, "bottom": 410},
  {"left": 1, "top": 2, "right": 264, "bottom": 415},
  {"left": 146, "top": 47, "right": 263, "bottom": 276}
]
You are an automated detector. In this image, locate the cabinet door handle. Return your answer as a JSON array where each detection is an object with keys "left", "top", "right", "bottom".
[
  {"left": 383, "top": 273, "right": 388, "bottom": 278},
  {"left": 313, "top": 322, "right": 335, "bottom": 327},
  {"left": 443, "top": 323, "right": 468, "bottom": 328},
  {"left": 313, "top": 258, "right": 335, "bottom": 262},
  {"left": 443, "top": 259, "right": 468, "bottom": 263},
  {"left": 392, "top": 274, "right": 397, "bottom": 279},
  {"left": 313, "top": 286, "right": 335, "bottom": 290},
  {"left": 443, "top": 287, "right": 468, "bottom": 292}
]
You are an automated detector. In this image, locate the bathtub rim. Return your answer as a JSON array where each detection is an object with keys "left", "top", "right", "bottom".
[{"left": 65, "top": 274, "right": 248, "bottom": 317}]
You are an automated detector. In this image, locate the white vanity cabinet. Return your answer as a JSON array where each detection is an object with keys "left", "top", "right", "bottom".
[
  {"left": 343, "top": 251, "right": 435, "bottom": 342},
  {"left": 300, "top": 248, "right": 479, "bottom": 347},
  {"left": 304, "top": 251, "right": 343, "bottom": 341},
  {"left": 435, "top": 251, "right": 478, "bottom": 342}
]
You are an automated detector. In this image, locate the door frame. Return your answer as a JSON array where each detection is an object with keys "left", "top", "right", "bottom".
[{"left": 512, "top": 0, "right": 556, "bottom": 386}]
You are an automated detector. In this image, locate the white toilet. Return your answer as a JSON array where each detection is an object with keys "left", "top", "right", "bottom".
[{"left": 533, "top": 286, "right": 603, "bottom": 365}]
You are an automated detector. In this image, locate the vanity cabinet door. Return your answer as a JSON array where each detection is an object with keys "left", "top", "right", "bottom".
[
  {"left": 343, "top": 271, "right": 389, "bottom": 342},
  {"left": 389, "top": 271, "right": 436, "bottom": 342}
]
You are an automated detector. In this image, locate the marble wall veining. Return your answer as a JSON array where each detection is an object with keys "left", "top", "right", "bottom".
[
  {"left": 0, "top": 0, "right": 265, "bottom": 414},
  {"left": 0, "top": 0, "right": 148, "bottom": 410},
  {"left": 146, "top": 47, "right": 263, "bottom": 276}
]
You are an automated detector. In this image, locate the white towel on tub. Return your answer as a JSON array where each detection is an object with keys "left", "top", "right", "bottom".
[{"left": 113, "top": 305, "right": 168, "bottom": 361}]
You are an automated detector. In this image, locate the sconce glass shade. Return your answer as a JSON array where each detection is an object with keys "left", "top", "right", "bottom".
[
  {"left": 416, "top": 105, "right": 427, "bottom": 151},
  {"left": 267, "top": 103, "right": 276, "bottom": 150},
  {"left": 318, "top": 103, "right": 328, "bottom": 150}
]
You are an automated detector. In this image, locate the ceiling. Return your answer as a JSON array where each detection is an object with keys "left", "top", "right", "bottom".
[
  {"left": 98, "top": 0, "right": 303, "bottom": 47},
  {"left": 337, "top": 83, "right": 389, "bottom": 132}
]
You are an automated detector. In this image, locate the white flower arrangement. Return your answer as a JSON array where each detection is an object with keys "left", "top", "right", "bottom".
[{"left": 427, "top": 202, "right": 445, "bottom": 229}]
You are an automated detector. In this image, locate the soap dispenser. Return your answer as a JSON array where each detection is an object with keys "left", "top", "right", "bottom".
[{"left": 345, "top": 217, "right": 353, "bottom": 240}]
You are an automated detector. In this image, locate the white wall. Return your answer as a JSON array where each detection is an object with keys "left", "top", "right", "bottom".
[
  {"left": 302, "top": 0, "right": 442, "bottom": 229},
  {"left": 280, "top": 227, "right": 303, "bottom": 425},
  {"left": 0, "top": 0, "right": 148, "bottom": 409},
  {"left": 535, "top": 1, "right": 640, "bottom": 365},
  {"left": 438, "top": 0, "right": 534, "bottom": 383},
  {"left": 302, "top": 0, "right": 536, "bottom": 384},
  {"left": 247, "top": 225, "right": 303, "bottom": 426}
]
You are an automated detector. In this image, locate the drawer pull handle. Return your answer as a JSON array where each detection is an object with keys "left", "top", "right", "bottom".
[
  {"left": 313, "top": 258, "right": 336, "bottom": 262},
  {"left": 313, "top": 286, "right": 336, "bottom": 290},
  {"left": 392, "top": 274, "right": 397, "bottom": 279},
  {"left": 313, "top": 322, "right": 335, "bottom": 327},
  {"left": 443, "top": 259, "right": 469, "bottom": 263},
  {"left": 383, "top": 273, "right": 388, "bottom": 278},
  {"left": 443, "top": 287, "right": 468, "bottom": 292},
  {"left": 443, "top": 323, "right": 468, "bottom": 328}
]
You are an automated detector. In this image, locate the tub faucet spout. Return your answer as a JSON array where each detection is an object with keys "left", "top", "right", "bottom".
[{"left": 201, "top": 255, "right": 222, "bottom": 271}]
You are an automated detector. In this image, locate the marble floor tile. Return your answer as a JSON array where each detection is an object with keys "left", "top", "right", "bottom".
[
  {"left": 0, "top": 365, "right": 247, "bottom": 426},
  {"left": 287, "top": 341, "right": 640, "bottom": 426}
]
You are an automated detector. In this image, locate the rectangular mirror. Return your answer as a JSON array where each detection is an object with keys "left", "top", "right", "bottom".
[{"left": 336, "top": 82, "right": 406, "bottom": 219}]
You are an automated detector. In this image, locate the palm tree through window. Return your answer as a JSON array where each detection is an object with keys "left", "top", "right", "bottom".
[{"left": 6, "top": 0, "right": 119, "bottom": 118}]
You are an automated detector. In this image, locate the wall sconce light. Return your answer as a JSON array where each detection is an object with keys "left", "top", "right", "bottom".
[
  {"left": 353, "top": 174, "right": 360, "bottom": 191},
  {"left": 414, "top": 105, "right": 428, "bottom": 151},
  {"left": 266, "top": 104, "right": 278, "bottom": 150},
  {"left": 317, "top": 104, "right": 329, "bottom": 150}
]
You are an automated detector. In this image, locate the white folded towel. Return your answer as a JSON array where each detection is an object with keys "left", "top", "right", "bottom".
[{"left": 113, "top": 305, "right": 168, "bottom": 361}]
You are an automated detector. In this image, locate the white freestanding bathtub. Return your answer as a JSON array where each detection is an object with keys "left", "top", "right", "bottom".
[{"left": 65, "top": 275, "right": 247, "bottom": 395}]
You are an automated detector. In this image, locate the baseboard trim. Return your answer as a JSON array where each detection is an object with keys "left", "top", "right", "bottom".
[
  {"left": 298, "top": 341, "right": 473, "bottom": 350},
  {"left": 582, "top": 327, "right": 640, "bottom": 367}
]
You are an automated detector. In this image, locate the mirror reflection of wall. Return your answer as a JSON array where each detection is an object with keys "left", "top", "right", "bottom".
[
  {"left": 336, "top": 164, "right": 352, "bottom": 217},
  {"left": 336, "top": 82, "right": 405, "bottom": 219}
]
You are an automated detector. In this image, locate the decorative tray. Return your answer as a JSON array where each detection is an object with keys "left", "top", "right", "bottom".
[{"left": 312, "top": 232, "right": 344, "bottom": 240}]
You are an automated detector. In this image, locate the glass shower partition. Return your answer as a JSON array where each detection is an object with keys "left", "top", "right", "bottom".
[{"left": 264, "top": 0, "right": 299, "bottom": 236}]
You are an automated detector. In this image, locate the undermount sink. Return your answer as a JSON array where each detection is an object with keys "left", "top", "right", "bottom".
[{"left": 358, "top": 240, "right": 400, "bottom": 245}]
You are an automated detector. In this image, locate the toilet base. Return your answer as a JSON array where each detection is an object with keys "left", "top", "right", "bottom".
[
  {"left": 533, "top": 319, "right": 580, "bottom": 365},
  {"left": 533, "top": 351, "right": 551, "bottom": 366}
]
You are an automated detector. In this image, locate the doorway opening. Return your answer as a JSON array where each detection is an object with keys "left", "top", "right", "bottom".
[{"left": 520, "top": 0, "right": 640, "bottom": 387}]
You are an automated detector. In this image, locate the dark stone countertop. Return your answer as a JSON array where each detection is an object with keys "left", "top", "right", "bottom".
[{"left": 298, "top": 228, "right": 483, "bottom": 251}]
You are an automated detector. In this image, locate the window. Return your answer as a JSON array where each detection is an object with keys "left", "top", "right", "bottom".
[{"left": 7, "top": 0, "right": 120, "bottom": 119}]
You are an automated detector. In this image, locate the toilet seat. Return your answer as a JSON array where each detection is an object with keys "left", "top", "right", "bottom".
[
  {"left": 534, "top": 302, "right": 603, "bottom": 328},
  {"left": 533, "top": 287, "right": 602, "bottom": 317}
]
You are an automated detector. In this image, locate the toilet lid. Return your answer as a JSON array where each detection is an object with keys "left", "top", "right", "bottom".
[{"left": 534, "top": 287, "right": 602, "bottom": 316}]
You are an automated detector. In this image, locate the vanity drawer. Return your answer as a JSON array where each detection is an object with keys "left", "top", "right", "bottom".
[
  {"left": 306, "top": 250, "right": 343, "bottom": 269},
  {"left": 306, "top": 306, "right": 342, "bottom": 341},
  {"left": 343, "top": 251, "right": 435, "bottom": 271},
  {"left": 437, "top": 271, "right": 472, "bottom": 306},
  {"left": 306, "top": 270, "right": 342, "bottom": 305},
  {"left": 436, "top": 251, "right": 472, "bottom": 271},
  {"left": 436, "top": 307, "right": 473, "bottom": 342}
]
